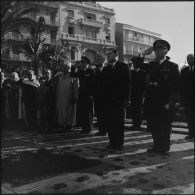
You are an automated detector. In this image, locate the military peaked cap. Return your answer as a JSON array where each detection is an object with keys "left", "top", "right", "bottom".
[{"left": 153, "top": 39, "right": 171, "bottom": 51}]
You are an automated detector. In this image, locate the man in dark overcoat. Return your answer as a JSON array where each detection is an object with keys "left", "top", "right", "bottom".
[
  {"left": 71, "top": 56, "right": 95, "bottom": 134},
  {"left": 132, "top": 40, "right": 180, "bottom": 155},
  {"left": 103, "top": 48, "right": 131, "bottom": 150},
  {"left": 180, "top": 53, "right": 195, "bottom": 140}
]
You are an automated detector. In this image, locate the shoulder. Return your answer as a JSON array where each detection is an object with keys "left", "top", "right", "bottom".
[
  {"left": 166, "top": 60, "right": 178, "bottom": 68},
  {"left": 180, "top": 66, "right": 188, "bottom": 73},
  {"left": 116, "top": 61, "right": 129, "bottom": 69}
]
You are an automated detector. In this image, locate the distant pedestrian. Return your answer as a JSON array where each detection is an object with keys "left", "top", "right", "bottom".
[
  {"left": 180, "top": 53, "right": 195, "bottom": 140},
  {"left": 103, "top": 48, "right": 131, "bottom": 150},
  {"left": 132, "top": 39, "right": 180, "bottom": 155}
]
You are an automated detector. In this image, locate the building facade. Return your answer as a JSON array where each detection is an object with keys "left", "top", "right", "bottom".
[
  {"left": 115, "top": 23, "right": 161, "bottom": 64},
  {"left": 58, "top": 1, "right": 116, "bottom": 64},
  {"left": 1, "top": 2, "right": 59, "bottom": 70},
  {"left": 1, "top": 1, "right": 116, "bottom": 70}
]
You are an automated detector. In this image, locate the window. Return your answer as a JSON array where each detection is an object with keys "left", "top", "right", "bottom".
[
  {"left": 86, "top": 31, "right": 97, "bottom": 40},
  {"left": 84, "top": 12, "right": 96, "bottom": 20},
  {"left": 105, "top": 33, "right": 110, "bottom": 41},
  {"left": 71, "top": 50, "right": 75, "bottom": 60},
  {"left": 70, "top": 47, "right": 77, "bottom": 61},
  {"left": 23, "top": 25, "right": 30, "bottom": 33},
  {"left": 143, "top": 35, "right": 149, "bottom": 44},
  {"left": 150, "top": 37, "right": 155, "bottom": 45},
  {"left": 51, "top": 30, "right": 56, "bottom": 40},
  {"left": 51, "top": 13, "right": 56, "bottom": 24},
  {"left": 68, "top": 10, "right": 74, "bottom": 18},
  {"left": 29, "top": 11, "right": 36, "bottom": 20},
  {"left": 125, "top": 30, "right": 133, "bottom": 40},
  {"left": 12, "top": 45, "right": 19, "bottom": 54},
  {"left": 105, "top": 17, "right": 110, "bottom": 25},
  {"left": 68, "top": 26, "right": 74, "bottom": 35},
  {"left": 132, "top": 44, "right": 138, "bottom": 55},
  {"left": 125, "top": 44, "right": 132, "bottom": 53}
]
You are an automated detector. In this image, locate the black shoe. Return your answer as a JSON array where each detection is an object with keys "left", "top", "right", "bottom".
[
  {"left": 147, "top": 148, "right": 158, "bottom": 153},
  {"left": 129, "top": 125, "right": 142, "bottom": 131},
  {"left": 158, "top": 150, "right": 169, "bottom": 155},
  {"left": 95, "top": 132, "right": 107, "bottom": 136},
  {"left": 106, "top": 144, "right": 124, "bottom": 151},
  {"left": 80, "top": 130, "right": 92, "bottom": 134},
  {"left": 64, "top": 126, "right": 73, "bottom": 133}
]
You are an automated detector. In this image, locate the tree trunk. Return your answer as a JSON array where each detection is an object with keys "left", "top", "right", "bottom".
[{"left": 33, "top": 60, "right": 39, "bottom": 78}]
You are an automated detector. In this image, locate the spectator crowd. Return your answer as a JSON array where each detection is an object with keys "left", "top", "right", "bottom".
[{"left": 1, "top": 40, "right": 194, "bottom": 154}]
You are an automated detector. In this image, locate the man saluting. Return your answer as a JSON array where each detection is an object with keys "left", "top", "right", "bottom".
[{"left": 132, "top": 39, "right": 180, "bottom": 155}]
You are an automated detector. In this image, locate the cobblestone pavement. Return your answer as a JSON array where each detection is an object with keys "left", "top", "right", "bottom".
[{"left": 1, "top": 121, "right": 194, "bottom": 194}]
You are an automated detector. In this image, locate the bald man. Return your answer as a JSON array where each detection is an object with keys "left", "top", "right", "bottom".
[{"left": 180, "top": 54, "right": 195, "bottom": 140}]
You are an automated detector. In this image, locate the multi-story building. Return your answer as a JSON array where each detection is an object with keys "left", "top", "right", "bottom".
[
  {"left": 115, "top": 23, "right": 161, "bottom": 64},
  {"left": 1, "top": 2, "right": 59, "bottom": 70},
  {"left": 1, "top": 1, "right": 116, "bottom": 69},
  {"left": 59, "top": 1, "right": 116, "bottom": 64}
]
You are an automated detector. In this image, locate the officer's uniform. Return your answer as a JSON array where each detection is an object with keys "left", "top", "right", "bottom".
[{"left": 132, "top": 56, "right": 179, "bottom": 153}]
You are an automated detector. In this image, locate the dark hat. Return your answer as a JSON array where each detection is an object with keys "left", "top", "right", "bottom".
[
  {"left": 81, "top": 56, "right": 91, "bottom": 65},
  {"left": 153, "top": 39, "right": 171, "bottom": 51}
]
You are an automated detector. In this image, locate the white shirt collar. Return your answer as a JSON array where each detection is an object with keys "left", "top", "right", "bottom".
[
  {"left": 159, "top": 57, "right": 167, "bottom": 64},
  {"left": 189, "top": 66, "right": 194, "bottom": 71},
  {"left": 113, "top": 60, "right": 118, "bottom": 67}
]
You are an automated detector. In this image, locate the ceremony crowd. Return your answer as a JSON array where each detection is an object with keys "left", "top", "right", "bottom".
[{"left": 1, "top": 40, "right": 194, "bottom": 155}]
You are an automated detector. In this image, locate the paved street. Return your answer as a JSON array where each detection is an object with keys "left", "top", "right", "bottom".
[{"left": 1, "top": 120, "right": 194, "bottom": 194}]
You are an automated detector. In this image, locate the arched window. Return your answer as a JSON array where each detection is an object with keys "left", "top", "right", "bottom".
[{"left": 70, "top": 46, "right": 78, "bottom": 61}]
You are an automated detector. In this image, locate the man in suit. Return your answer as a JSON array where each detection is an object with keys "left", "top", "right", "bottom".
[
  {"left": 103, "top": 48, "right": 131, "bottom": 150},
  {"left": 180, "top": 53, "right": 195, "bottom": 140},
  {"left": 71, "top": 56, "right": 95, "bottom": 134},
  {"left": 132, "top": 40, "right": 180, "bottom": 155}
]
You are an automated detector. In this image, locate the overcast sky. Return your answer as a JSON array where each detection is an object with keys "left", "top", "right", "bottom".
[{"left": 98, "top": 1, "right": 194, "bottom": 67}]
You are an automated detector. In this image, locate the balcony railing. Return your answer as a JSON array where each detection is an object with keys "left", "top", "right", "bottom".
[
  {"left": 104, "top": 24, "right": 111, "bottom": 31},
  {"left": 4, "top": 32, "right": 31, "bottom": 41},
  {"left": 77, "top": 18, "right": 103, "bottom": 28},
  {"left": 125, "top": 37, "right": 155, "bottom": 46},
  {"left": 61, "top": 33, "right": 115, "bottom": 46}
]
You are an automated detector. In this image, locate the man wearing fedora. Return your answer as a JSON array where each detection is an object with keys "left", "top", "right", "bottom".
[{"left": 132, "top": 39, "right": 180, "bottom": 155}]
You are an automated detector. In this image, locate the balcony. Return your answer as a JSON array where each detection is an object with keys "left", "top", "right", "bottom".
[
  {"left": 35, "top": 16, "right": 59, "bottom": 27},
  {"left": 67, "top": 16, "right": 76, "bottom": 24},
  {"left": 77, "top": 18, "right": 103, "bottom": 28},
  {"left": 3, "top": 32, "right": 31, "bottom": 41},
  {"left": 104, "top": 24, "right": 111, "bottom": 31},
  {"left": 61, "top": 33, "right": 115, "bottom": 46}
]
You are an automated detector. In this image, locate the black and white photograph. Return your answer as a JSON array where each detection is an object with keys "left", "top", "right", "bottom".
[{"left": 1, "top": 1, "right": 194, "bottom": 194}]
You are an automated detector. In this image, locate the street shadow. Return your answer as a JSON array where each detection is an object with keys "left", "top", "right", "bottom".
[{"left": 1, "top": 148, "right": 102, "bottom": 187}]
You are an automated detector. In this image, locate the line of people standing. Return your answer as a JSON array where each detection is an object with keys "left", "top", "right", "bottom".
[{"left": 1, "top": 42, "right": 194, "bottom": 154}]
